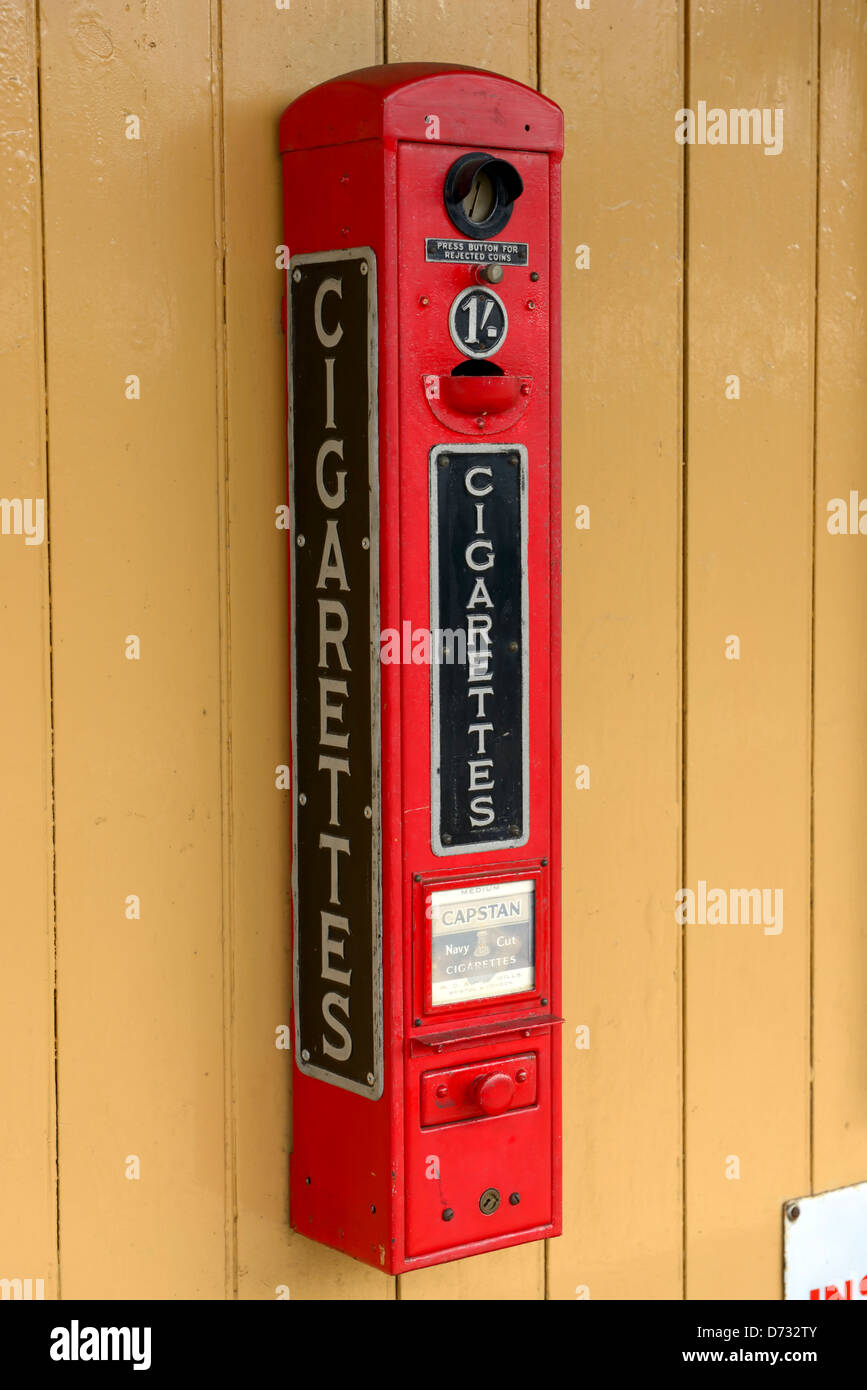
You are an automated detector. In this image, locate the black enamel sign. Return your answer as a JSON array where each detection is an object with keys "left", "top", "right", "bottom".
[
  {"left": 448, "top": 287, "right": 508, "bottom": 359},
  {"left": 425, "top": 238, "right": 529, "bottom": 266},
  {"left": 430, "top": 445, "right": 528, "bottom": 855},
  {"left": 289, "top": 249, "right": 382, "bottom": 1098}
]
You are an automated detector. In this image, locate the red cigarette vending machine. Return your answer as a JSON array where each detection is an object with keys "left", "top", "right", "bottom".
[{"left": 280, "top": 63, "right": 563, "bottom": 1273}]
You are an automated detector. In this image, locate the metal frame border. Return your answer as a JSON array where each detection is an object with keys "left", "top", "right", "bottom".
[{"left": 429, "top": 441, "right": 530, "bottom": 857}]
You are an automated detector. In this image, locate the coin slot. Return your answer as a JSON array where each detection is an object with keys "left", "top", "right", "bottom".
[
  {"left": 463, "top": 169, "right": 495, "bottom": 223},
  {"left": 443, "top": 152, "right": 524, "bottom": 240},
  {"left": 451, "top": 359, "right": 505, "bottom": 377}
]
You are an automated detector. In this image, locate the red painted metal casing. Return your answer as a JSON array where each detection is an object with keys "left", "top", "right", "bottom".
[{"left": 281, "top": 63, "right": 563, "bottom": 1273}]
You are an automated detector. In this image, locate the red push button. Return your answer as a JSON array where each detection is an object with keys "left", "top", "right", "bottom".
[{"left": 474, "top": 1072, "right": 515, "bottom": 1114}]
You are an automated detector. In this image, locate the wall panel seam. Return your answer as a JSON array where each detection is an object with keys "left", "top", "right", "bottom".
[
  {"left": 34, "top": 0, "right": 61, "bottom": 1302},
  {"left": 808, "top": 0, "right": 822, "bottom": 1204},
  {"left": 211, "top": 0, "right": 239, "bottom": 1301},
  {"left": 680, "top": 0, "right": 690, "bottom": 1306}
]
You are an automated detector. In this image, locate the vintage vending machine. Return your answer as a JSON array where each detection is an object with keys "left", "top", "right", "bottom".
[{"left": 281, "top": 62, "right": 563, "bottom": 1272}]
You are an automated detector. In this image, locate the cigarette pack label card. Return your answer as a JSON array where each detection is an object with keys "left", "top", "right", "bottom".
[
  {"left": 425, "top": 238, "right": 529, "bottom": 266},
  {"left": 430, "top": 880, "right": 535, "bottom": 1006}
]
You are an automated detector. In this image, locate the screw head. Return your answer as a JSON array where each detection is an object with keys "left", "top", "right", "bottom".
[
  {"left": 436, "top": 1084, "right": 448, "bottom": 1098},
  {"left": 364, "top": 805, "right": 372, "bottom": 819},
  {"left": 442, "top": 832, "right": 452, "bottom": 844},
  {"left": 527, "top": 299, "right": 536, "bottom": 310},
  {"left": 516, "top": 1069, "right": 528, "bottom": 1084},
  {"left": 439, "top": 454, "right": 450, "bottom": 467},
  {"left": 788, "top": 1204, "right": 800, "bottom": 1222},
  {"left": 366, "top": 1072, "right": 375, "bottom": 1085},
  {"left": 361, "top": 537, "right": 370, "bottom": 549},
  {"left": 296, "top": 533, "right": 305, "bottom": 547},
  {"left": 292, "top": 269, "right": 301, "bottom": 282},
  {"left": 360, "top": 261, "right": 368, "bottom": 275},
  {"left": 301, "top": 1049, "right": 310, "bottom": 1062},
  {"left": 298, "top": 793, "right": 307, "bottom": 806},
  {"left": 530, "top": 271, "right": 540, "bottom": 282},
  {"left": 509, "top": 454, "right": 520, "bottom": 465},
  {"left": 509, "top": 1192, "right": 521, "bottom": 1206},
  {"left": 442, "top": 1208, "right": 455, "bottom": 1222},
  {"left": 419, "top": 295, "right": 430, "bottom": 306},
  {"left": 414, "top": 1018, "right": 422, "bottom": 1027}
]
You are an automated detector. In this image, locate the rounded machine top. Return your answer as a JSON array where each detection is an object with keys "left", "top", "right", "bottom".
[{"left": 279, "top": 62, "right": 564, "bottom": 158}]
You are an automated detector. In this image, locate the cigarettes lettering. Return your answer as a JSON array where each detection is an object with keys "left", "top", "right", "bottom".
[{"left": 463, "top": 464, "right": 497, "bottom": 828}]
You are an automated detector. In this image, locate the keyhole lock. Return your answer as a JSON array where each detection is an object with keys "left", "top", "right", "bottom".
[{"left": 479, "top": 1187, "right": 501, "bottom": 1215}]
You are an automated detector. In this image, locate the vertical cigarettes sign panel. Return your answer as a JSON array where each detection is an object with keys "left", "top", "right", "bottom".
[
  {"left": 430, "top": 444, "right": 529, "bottom": 855},
  {"left": 288, "top": 249, "right": 382, "bottom": 1097}
]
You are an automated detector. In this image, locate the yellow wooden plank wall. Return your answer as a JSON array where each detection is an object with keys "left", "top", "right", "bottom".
[
  {"left": 38, "top": 0, "right": 228, "bottom": 1297},
  {"left": 0, "top": 0, "right": 57, "bottom": 1297},
  {"left": 813, "top": 0, "right": 867, "bottom": 1199},
  {"left": 684, "top": 0, "right": 817, "bottom": 1299},
  {"left": 0, "top": 0, "right": 865, "bottom": 1301},
  {"left": 542, "top": 0, "right": 684, "bottom": 1303}
]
